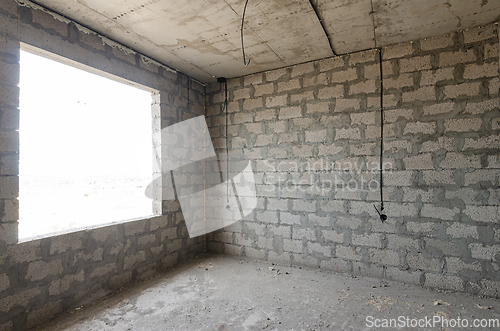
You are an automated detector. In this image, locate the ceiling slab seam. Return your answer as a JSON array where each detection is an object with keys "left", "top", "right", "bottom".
[
  {"left": 445, "top": 1, "right": 463, "bottom": 28},
  {"left": 308, "top": 0, "right": 337, "bottom": 56},
  {"left": 222, "top": 0, "right": 285, "bottom": 65},
  {"left": 14, "top": 0, "right": 209, "bottom": 86}
]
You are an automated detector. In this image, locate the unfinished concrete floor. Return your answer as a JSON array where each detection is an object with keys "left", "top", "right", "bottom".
[{"left": 34, "top": 254, "right": 500, "bottom": 331}]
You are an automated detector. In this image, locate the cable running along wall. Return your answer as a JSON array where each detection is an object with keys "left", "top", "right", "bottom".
[{"left": 374, "top": 48, "right": 387, "bottom": 222}]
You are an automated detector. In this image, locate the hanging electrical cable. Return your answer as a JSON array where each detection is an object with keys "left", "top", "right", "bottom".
[
  {"left": 187, "top": 77, "right": 190, "bottom": 106},
  {"left": 373, "top": 48, "right": 387, "bottom": 222},
  {"left": 225, "top": 81, "right": 229, "bottom": 206},
  {"left": 203, "top": 84, "right": 207, "bottom": 252},
  {"left": 240, "top": 0, "right": 251, "bottom": 66},
  {"left": 217, "top": 77, "right": 230, "bottom": 208},
  {"left": 204, "top": 85, "right": 207, "bottom": 117}
]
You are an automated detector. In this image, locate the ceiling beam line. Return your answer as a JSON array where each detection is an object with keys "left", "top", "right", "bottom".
[
  {"left": 308, "top": 0, "right": 337, "bottom": 56},
  {"left": 18, "top": 0, "right": 210, "bottom": 86},
  {"left": 223, "top": 0, "right": 285, "bottom": 65}
]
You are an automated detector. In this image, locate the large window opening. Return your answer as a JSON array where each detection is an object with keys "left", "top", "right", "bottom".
[{"left": 19, "top": 47, "right": 154, "bottom": 240}]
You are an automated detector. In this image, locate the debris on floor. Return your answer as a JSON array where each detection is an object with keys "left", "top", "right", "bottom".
[
  {"left": 476, "top": 304, "right": 493, "bottom": 310},
  {"left": 433, "top": 299, "right": 451, "bottom": 306},
  {"left": 33, "top": 254, "right": 500, "bottom": 331}
]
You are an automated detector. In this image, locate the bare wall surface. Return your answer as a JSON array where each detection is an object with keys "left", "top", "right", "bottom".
[
  {"left": 206, "top": 22, "right": 500, "bottom": 298},
  {"left": 0, "top": 1, "right": 205, "bottom": 330},
  {"left": 0, "top": 0, "right": 499, "bottom": 329}
]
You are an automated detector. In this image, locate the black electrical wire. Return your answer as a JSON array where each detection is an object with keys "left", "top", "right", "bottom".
[
  {"left": 187, "top": 77, "right": 190, "bottom": 106},
  {"left": 204, "top": 85, "right": 207, "bottom": 117},
  {"left": 378, "top": 49, "right": 384, "bottom": 209},
  {"left": 377, "top": 48, "right": 387, "bottom": 221},
  {"left": 224, "top": 81, "right": 229, "bottom": 203},
  {"left": 241, "top": 0, "right": 251, "bottom": 66}
]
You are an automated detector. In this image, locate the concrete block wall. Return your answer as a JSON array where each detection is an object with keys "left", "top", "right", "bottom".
[
  {"left": 0, "top": 1, "right": 205, "bottom": 330},
  {"left": 206, "top": 23, "right": 500, "bottom": 297}
]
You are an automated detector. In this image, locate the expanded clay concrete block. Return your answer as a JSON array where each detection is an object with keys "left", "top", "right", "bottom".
[{"left": 203, "top": 22, "right": 500, "bottom": 300}]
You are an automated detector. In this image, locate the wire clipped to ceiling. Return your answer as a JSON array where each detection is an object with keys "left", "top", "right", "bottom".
[{"left": 240, "top": 0, "right": 251, "bottom": 66}]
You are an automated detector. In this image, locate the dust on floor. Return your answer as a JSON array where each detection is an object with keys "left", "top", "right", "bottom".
[{"left": 33, "top": 254, "right": 500, "bottom": 330}]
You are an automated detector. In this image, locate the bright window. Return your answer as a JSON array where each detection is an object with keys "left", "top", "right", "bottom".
[{"left": 19, "top": 47, "right": 154, "bottom": 240}]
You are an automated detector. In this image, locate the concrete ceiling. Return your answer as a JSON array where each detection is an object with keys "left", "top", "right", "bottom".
[{"left": 33, "top": 0, "right": 500, "bottom": 83}]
